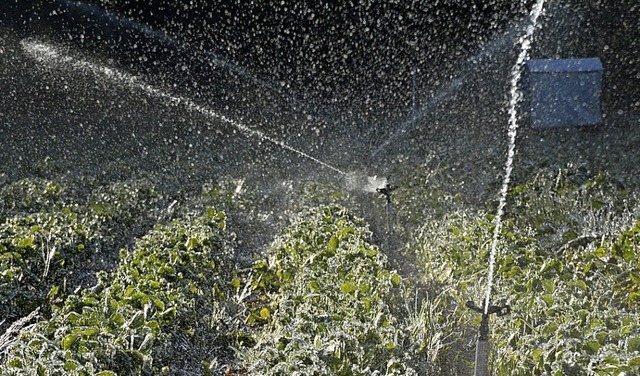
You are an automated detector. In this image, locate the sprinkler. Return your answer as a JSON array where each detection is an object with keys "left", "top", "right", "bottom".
[
  {"left": 466, "top": 300, "right": 510, "bottom": 376},
  {"left": 344, "top": 172, "right": 397, "bottom": 233},
  {"left": 376, "top": 179, "right": 397, "bottom": 234}
]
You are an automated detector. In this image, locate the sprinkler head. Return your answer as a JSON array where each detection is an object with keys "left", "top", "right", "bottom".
[
  {"left": 344, "top": 172, "right": 388, "bottom": 193},
  {"left": 465, "top": 300, "right": 511, "bottom": 317},
  {"left": 376, "top": 180, "right": 398, "bottom": 204}
]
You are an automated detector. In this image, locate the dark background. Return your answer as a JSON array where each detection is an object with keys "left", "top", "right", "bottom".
[
  {"left": 1, "top": 0, "right": 536, "bottom": 121},
  {"left": 1, "top": 0, "right": 639, "bottom": 242},
  {"left": 1, "top": 0, "right": 638, "bottom": 145},
  {"left": 0, "top": 0, "right": 640, "bottom": 178}
]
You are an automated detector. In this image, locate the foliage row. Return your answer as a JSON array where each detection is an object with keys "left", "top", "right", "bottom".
[
  {"left": 2, "top": 178, "right": 447, "bottom": 375},
  {"left": 414, "top": 170, "right": 640, "bottom": 376},
  {"left": 239, "top": 206, "right": 437, "bottom": 375},
  {"left": 2, "top": 168, "right": 640, "bottom": 376},
  {"left": 0, "top": 178, "right": 159, "bottom": 333},
  {"left": 1, "top": 201, "right": 234, "bottom": 375}
]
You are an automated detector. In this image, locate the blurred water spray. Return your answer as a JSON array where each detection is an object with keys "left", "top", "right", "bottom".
[
  {"left": 483, "top": 0, "right": 546, "bottom": 315},
  {"left": 20, "top": 39, "right": 347, "bottom": 177}
]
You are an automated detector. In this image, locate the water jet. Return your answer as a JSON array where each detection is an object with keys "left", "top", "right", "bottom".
[{"left": 20, "top": 39, "right": 347, "bottom": 178}]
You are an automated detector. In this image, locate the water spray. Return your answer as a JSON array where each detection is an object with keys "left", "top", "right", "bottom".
[
  {"left": 472, "top": 0, "right": 546, "bottom": 373},
  {"left": 484, "top": 0, "right": 546, "bottom": 314},
  {"left": 411, "top": 65, "right": 418, "bottom": 130},
  {"left": 20, "top": 39, "right": 347, "bottom": 177},
  {"left": 54, "top": 0, "right": 334, "bottom": 124},
  {"left": 371, "top": 18, "right": 530, "bottom": 159}
]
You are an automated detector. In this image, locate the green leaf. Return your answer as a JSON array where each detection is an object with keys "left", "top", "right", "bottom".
[
  {"left": 340, "top": 281, "right": 357, "bottom": 294},
  {"left": 66, "top": 311, "right": 82, "bottom": 325},
  {"left": 584, "top": 340, "right": 601, "bottom": 354},
  {"left": 532, "top": 348, "right": 544, "bottom": 361},
  {"left": 145, "top": 320, "right": 160, "bottom": 334},
  {"left": 231, "top": 276, "right": 241, "bottom": 290},
  {"left": 308, "top": 280, "right": 321, "bottom": 292},
  {"left": 593, "top": 247, "right": 607, "bottom": 258},
  {"left": 47, "top": 285, "right": 60, "bottom": 300},
  {"left": 152, "top": 297, "right": 165, "bottom": 311},
  {"left": 16, "top": 237, "right": 35, "bottom": 249},
  {"left": 64, "top": 360, "right": 79, "bottom": 371},
  {"left": 358, "top": 282, "right": 371, "bottom": 294},
  {"left": 327, "top": 236, "right": 338, "bottom": 254},
  {"left": 628, "top": 357, "right": 640, "bottom": 367},
  {"left": 541, "top": 294, "right": 554, "bottom": 308},
  {"left": 543, "top": 322, "right": 558, "bottom": 335},
  {"left": 603, "top": 354, "right": 619, "bottom": 365},
  {"left": 572, "top": 280, "right": 588, "bottom": 291},
  {"left": 110, "top": 313, "right": 126, "bottom": 326},
  {"left": 628, "top": 337, "right": 640, "bottom": 353},
  {"left": 185, "top": 237, "right": 199, "bottom": 250},
  {"left": 79, "top": 327, "right": 100, "bottom": 338},
  {"left": 391, "top": 273, "right": 401, "bottom": 286},
  {"left": 338, "top": 226, "right": 355, "bottom": 238},
  {"left": 6, "top": 357, "right": 23, "bottom": 368},
  {"left": 260, "top": 307, "right": 271, "bottom": 319},
  {"left": 62, "top": 334, "right": 78, "bottom": 350},
  {"left": 542, "top": 279, "right": 556, "bottom": 293}
]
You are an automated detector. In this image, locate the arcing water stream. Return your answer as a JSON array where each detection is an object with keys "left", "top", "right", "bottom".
[
  {"left": 21, "top": 39, "right": 348, "bottom": 177},
  {"left": 483, "top": 0, "right": 546, "bottom": 314}
]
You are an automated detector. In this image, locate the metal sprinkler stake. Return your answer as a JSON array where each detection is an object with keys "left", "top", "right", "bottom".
[
  {"left": 466, "top": 300, "right": 510, "bottom": 376},
  {"left": 376, "top": 180, "right": 397, "bottom": 234}
]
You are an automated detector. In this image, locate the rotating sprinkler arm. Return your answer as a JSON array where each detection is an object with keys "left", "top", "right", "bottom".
[
  {"left": 465, "top": 300, "right": 511, "bottom": 317},
  {"left": 465, "top": 300, "right": 510, "bottom": 376},
  {"left": 376, "top": 181, "right": 397, "bottom": 204},
  {"left": 375, "top": 179, "right": 397, "bottom": 233}
]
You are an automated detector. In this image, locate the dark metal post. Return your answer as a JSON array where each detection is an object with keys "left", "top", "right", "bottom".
[
  {"left": 474, "top": 314, "right": 490, "bottom": 376},
  {"left": 376, "top": 182, "right": 396, "bottom": 234},
  {"left": 466, "top": 300, "right": 510, "bottom": 376}
]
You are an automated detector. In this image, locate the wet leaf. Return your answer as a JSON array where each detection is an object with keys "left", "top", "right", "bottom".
[
  {"left": 61, "top": 334, "right": 78, "bottom": 350},
  {"left": 340, "top": 281, "right": 357, "bottom": 294}
]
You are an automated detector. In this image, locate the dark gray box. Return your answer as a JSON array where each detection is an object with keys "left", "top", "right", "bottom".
[{"left": 525, "top": 58, "right": 603, "bottom": 128}]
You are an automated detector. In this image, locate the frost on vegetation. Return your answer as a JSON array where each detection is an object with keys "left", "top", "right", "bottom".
[
  {"left": 1, "top": 207, "right": 237, "bottom": 375},
  {"left": 238, "top": 205, "right": 452, "bottom": 375},
  {"left": 414, "top": 168, "right": 640, "bottom": 375},
  {"left": 85, "top": 179, "right": 160, "bottom": 249},
  {"left": 87, "top": 179, "right": 159, "bottom": 229},
  {"left": 0, "top": 178, "right": 159, "bottom": 338}
]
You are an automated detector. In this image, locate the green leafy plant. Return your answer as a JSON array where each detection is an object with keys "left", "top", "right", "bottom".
[
  {"left": 414, "top": 169, "right": 640, "bottom": 375},
  {"left": 0, "top": 179, "right": 159, "bottom": 334},
  {"left": 1, "top": 207, "right": 237, "bottom": 375},
  {"left": 239, "top": 205, "right": 441, "bottom": 375}
]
